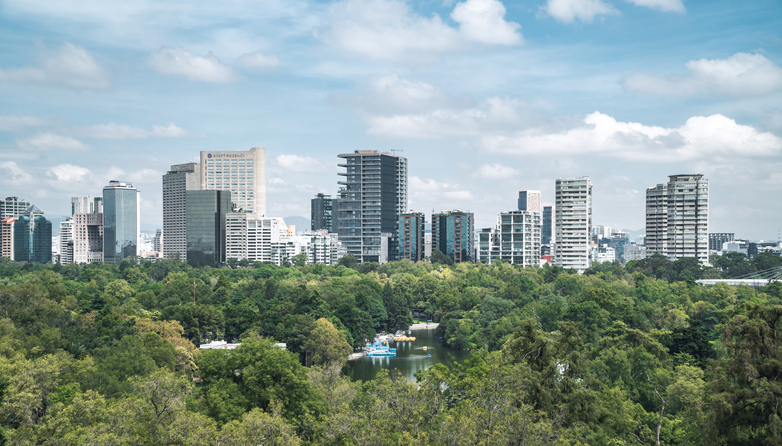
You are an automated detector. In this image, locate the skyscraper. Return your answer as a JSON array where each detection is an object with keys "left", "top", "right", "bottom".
[
  {"left": 59, "top": 218, "right": 73, "bottom": 264},
  {"left": 646, "top": 174, "right": 709, "bottom": 263},
  {"left": 200, "top": 147, "right": 266, "bottom": 218},
  {"left": 554, "top": 177, "right": 592, "bottom": 271},
  {"left": 13, "top": 205, "right": 52, "bottom": 263},
  {"left": 399, "top": 211, "right": 425, "bottom": 262},
  {"left": 73, "top": 212, "right": 103, "bottom": 264},
  {"left": 163, "top": 162, "right": 201, "bottom": 260},
  {"left": 311, "top": 193, "right": 333, "bottom": 232},
  {"left": 186, "top": 190, "right": 232, "bottom": 267},
  {"left": 103, "top": 181, "right": 139, "bottom": 264},
  {"left": 431, "top": 210, "right": 474, "bottom": 263},
  {"left": 72, "top": 196, "right": 103, "bottom": 215},
  {"left": 334, "top": 150, "right": 407, "bottom": 263}
]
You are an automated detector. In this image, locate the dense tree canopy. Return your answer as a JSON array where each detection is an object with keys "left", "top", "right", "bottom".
[{"left": 0, "top": 252, "right": 780, "bottom": 444}]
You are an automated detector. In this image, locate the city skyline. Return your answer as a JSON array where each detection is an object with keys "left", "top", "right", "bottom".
[{"left": 1, "top": 0, "right": 781, "bottom": 239}]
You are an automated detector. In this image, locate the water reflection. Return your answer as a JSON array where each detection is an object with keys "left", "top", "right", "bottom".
[{"left": 343, "top": 328, "right": 470, "bottom": 382}]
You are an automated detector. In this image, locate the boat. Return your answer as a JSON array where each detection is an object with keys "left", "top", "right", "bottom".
[{"left": 365, "top": 340, "right": 397, "bottom": 357}]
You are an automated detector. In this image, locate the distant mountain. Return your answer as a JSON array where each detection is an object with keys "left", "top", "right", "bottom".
[{"left": 284, "top": 216, "right": 311, "bottom": 233}]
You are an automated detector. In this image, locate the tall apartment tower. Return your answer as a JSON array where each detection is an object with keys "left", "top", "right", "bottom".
[
  {"left": 59, "top": 218, "right": 74, "bottom": 265},
  {"left": 13, "top": 206, "right": 52, "bottom": 263},
  {"left": 163, "top": 163, "right": 201, "bottom": 260},
  {"left": 431, "top": 210, "right": 475, "bottom": 263},
  {"left": 554, "top": 177, "right": 592, "bottom": 271},
  {"left": 200, "top": 147, "right": 266, "bottom": 218},
  {"left": 311, "top": 193, "right": 334, "bottom": 232},
  {"left": 646, "top": 174, "right": 709, "bottom": 263},
  {"left": 399, "top": 211, "right": 425, "bottom": 262},
  {"left": 1, "top": 217, "right": 15, "bottom": 259},
  {"left": 103, "top": 181, "right": 139, "bottom": 264},
  {"left": 335, "top": 150, "right": 407, "bottom": 263},
  {"left": 542, "top": 206, "right": 553, "bottom": 245},
  {"left": 0, "top": 197, "right": 31, "bottom": 219}
]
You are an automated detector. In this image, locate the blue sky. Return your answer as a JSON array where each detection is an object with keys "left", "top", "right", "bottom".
[{"left": 1, "top": 0, "right": 781, "bottom": 239}]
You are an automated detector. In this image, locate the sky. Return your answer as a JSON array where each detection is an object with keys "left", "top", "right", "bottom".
[{"left": 1, "top": 0, "right": 781, "bottom": 240}]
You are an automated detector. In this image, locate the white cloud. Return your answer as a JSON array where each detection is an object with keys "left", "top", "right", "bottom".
[
  {"left": 152, "top": 123, "right": 189, "bottom": 137},
  {"left": 47, "top": 164, "right": 93, "bottom": 182},
  {"left": 269, "top": 178, "right": 287, "bottom": 185},
  {"left": 0, "top": 161, "right": 33, "bottom": 183},
  {"left": 626, "top": 0, "right": 685, "bottom": 12},
  {"left": 365, "top": 96, "right": 553, "bottom": 138},
  {"left": 451, "top": 0, "right": 522, "bottom": 45},
  {"left": 0, "top": 115, "right": 48, "bottom": 132},
  {"left": 276, "top": 154, "right": 324, "bottom": 172},
  {"left": 317, "top": 0, "right": 521, "bottom": 61},
  {"left": 409, "top": 176, "right": 474, "bottom": 204},
  {"left": 17, "top": 133, "right": 88, "bottom": 151},
  {"left": 237, "top": 52, "right": 281, "bottom": 70},
  {"left": 623, "top": 52, "right": 782, "bottom": 97},
  {"left": 544, "top": 0, "right": 618, "bottom": 23},
  {"left": 149, "top": 47, "right": 238, "bottom": 83},
  {"left": 337, "top": 74, "right": 473, "bottom": 115},
  {"left": 475, "top": 163, "right": 519, "bottom": 179},
  {"left": 0, "top": 43, "right": 110, "bottom": 89},
  {"left": 74, "top": 122, "right": 189, "bottom": 139},
  {"left": 482, "top": 112, "right": 782, "bottom": 162},
  {"left": 763, "top": 110, "right": 782, "bottom": 135}
]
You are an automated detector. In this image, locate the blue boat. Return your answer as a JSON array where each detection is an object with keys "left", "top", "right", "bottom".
[{"left": 365, "top": 340, "right": 397, "bottom": 357}]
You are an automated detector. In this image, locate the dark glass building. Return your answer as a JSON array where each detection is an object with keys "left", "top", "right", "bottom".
[
  {"left": 13, "top": 205, "right": 51, "bottom": 263},
  {"left": 335, "top": 150, "right": 407, "bottom": 263},
  {"left": 186, "top": 190, "right": 232, "bottom": 267},
  {"left": 542, "top": 206, "right": 552, "bottom": 245},
  {"left": 311, "top": 193, "right": 333, "bottom": 232},
  {"left": 103, "top": 181, "right": 138, "bottom": 263},
  {"left": 398, "top": 211, "right": 424, "bottom": 261},
  {"left": 431, "top": 210, "right": 474, "bottom": 263}
]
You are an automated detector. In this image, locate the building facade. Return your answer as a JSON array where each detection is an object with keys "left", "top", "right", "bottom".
[
  {"left": 72, "top": 196, "right": 103, "bottom": 215},
  {"left": 646, "top": 174, "right": 709, "bottom": 263},
  {"left": 542, "top": 205, "right": 553, "bottom": 246},
  {"left": 518, "top": 190, "right": 541, "bottom": 212},
  {"left": 163, "top": 163, "right": 201, "bottom": 260},
  {"left": 13, "top": 206, "right": 52, "bottom": 263},
  {"left": 334, "top": 150, "right": 407, "bottom": 263},
  {"left": 709, "top": 233, "right": 735, "bottom": 252},
  {"left": 398, "top": 211, "right": 425, "bottom": 262},
  {"left": 186, "top": 190, "right": 232, "bottom": 267},
  {"left": 496, "top": 210, "right": 541, "bottom": 266},
  {"left": 73, "top": 213, "right": 104, "bottom": 264},
  {"left": 554, "top": 177, "right": 592, "bottom": 271},
  {"left": 311, "top": 193, "right": 333, "bottom": 232},
  {"left": 59, "top": 218, "right": 73, "bottom": 265},
  {"left": 1, "top": 217, "right": 14, "bottom": 259},
  {"left": 0, "top": 197, "right": 30, "bottom": 219},
  {"left": 103, "top": 181, "right": 139, "bottom": 264},
  {"left": 200, "top": 148, "right": 266, "bottom": 218},
  {"left": 431, "top": 210, "right": 474, "bottom": 263}
]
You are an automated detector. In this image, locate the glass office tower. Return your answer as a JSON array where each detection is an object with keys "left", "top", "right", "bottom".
[
  {"left": 13, "top": 205, "right": 51, "bottom": 263},
  {"left": 398, "top": 211, "right": 425, "bottom": 261},
  {"left": 103, "top": 181, "right": 139, "bottom": 264},
  {"left": 186, "top": 190, "right": 232, "bottom": 267},
  {"left": 431, "top": 210, "right": 474, "bottom": 263}
]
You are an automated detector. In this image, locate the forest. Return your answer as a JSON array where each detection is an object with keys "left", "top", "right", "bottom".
[{"left": 0, "top": 251, "right": 781, "bottom": 445}]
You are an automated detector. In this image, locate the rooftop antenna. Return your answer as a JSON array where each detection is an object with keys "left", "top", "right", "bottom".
[{"left": 391, "top": 149, "right": 404, "bottom": 156}]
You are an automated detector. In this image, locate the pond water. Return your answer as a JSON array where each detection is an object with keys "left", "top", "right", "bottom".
[{"left": 343, "top": 327, "right": 471, "bottom": 382}]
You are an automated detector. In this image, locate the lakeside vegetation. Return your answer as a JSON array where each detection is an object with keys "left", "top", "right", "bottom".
[{"left": 0, "top": 252, "right": 781, "bottom": 445}]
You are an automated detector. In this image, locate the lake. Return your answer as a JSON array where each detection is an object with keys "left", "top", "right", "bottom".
[{"left": 343, "top": 327, "right": 471, "bottom": 382}]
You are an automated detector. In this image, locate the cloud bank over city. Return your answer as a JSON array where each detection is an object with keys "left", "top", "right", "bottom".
[{"left": 1, "top": 0, "right": 781, "bottom": 239}]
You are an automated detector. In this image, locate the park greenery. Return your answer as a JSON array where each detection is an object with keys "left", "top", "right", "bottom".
[{"left": 0, "top": 251, "right": 781, "bottom": 444}]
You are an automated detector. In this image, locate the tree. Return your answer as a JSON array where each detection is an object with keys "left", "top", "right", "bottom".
[
  {"left": 430, "top": 249, "right": 453, "bottom": 266},
  {"left": 303, "top": 318, "right": 352, "bottom": 368},
  {"left": 337, "top": 255, "right": 358, "bottom": 269},
  {"left": 219, "top": 407, "right": 301, "bottom": 446}
]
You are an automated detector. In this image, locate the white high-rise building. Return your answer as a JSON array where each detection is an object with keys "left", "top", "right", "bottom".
[
  {"left": 59, "top": 218, "right": 73, "bottom": 265},
  {"left": 201, "top": 148, "right": 266, "bottom": 218},
  {"left": 0, "top": 197, "right": 30, "bottom": 219},
  {"left": 554, "top": 177, "right": 592, "bottom": 272},
  {"left": 491, "top": 209, "right": 541, "bottom": 267},
  {"left": 646, "top": 174, "right": 709, "bottom": 263},
  {"left": 72, "top": 196, "right": 103, "bottom": 215},
  {"left": 73, "top": 213, "right": 103, "bottom": 264}
]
